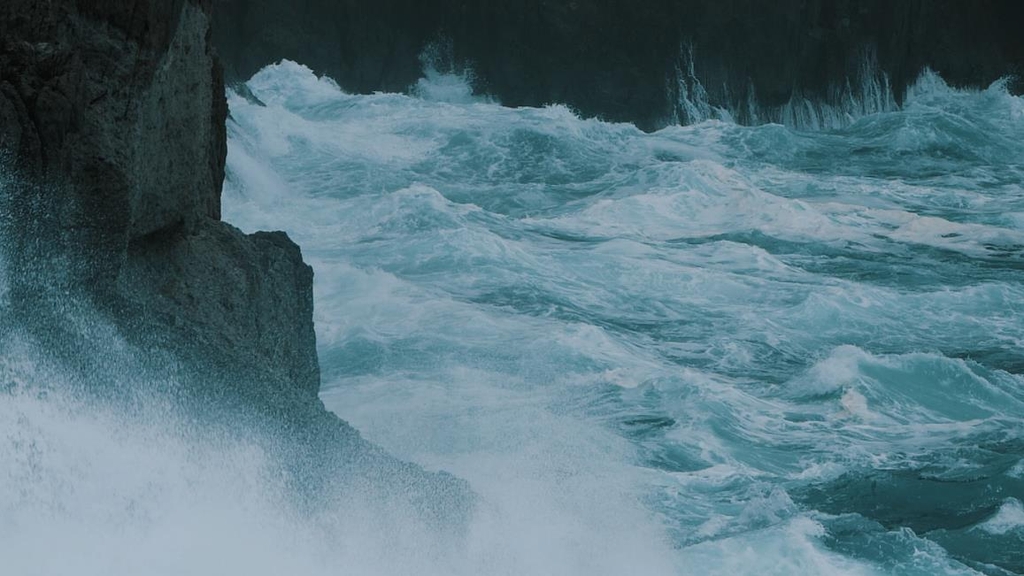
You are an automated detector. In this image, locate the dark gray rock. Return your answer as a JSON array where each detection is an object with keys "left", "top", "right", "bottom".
[
  {"left": 0, "top": 0, "right": 314, "bottom": 408},
  {"left": 212, "top": 0, "right": 1024, "bottom": 131},
  {"left": 0, "top": 0, "right": 225, "bottom": 289},
  {"left": 123, "top": 219, "right": 321, "bottom": 397}
]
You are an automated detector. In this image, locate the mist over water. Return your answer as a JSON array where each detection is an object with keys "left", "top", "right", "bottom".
[
  {"left": 0, "top": 273, "right": 442, "bottom": 575},
  {"left": 3, "top": 56, "right": 1024, "bottom": 575}
]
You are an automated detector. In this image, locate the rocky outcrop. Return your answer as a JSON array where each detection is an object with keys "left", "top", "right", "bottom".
[
  {"left": 0, "top": 0, "right": 469, "bottom": 518},
  {"left": 0, "top": 0, "right": 317, "bottom": 399},
  {"left": 124, "top": 222, "right": 320, "bottom": 397},
  {"left": 213, "top": 0, "right": 1024, "bottom": 130},
  {"left": 1, "top": 0, "right": 225, "bottom": 287}
]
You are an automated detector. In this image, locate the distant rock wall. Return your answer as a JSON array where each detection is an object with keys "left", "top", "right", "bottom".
[{"left": 213, "top": 0, "right": 1024, "bottom": 130}]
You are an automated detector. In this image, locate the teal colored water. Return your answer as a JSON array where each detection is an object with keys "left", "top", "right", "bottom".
[
  {"left": 223, "top": 62, "right": 1024, "bottom": 575},
  {"left": 4, "top": 59, "right": 1021, "bottom": 575}
]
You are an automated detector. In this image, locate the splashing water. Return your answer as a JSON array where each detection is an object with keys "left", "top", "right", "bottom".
[
  {"left": 670, "top": 46, "right": 900, "bottom": 129},
  {"left": 3, "top": 58, "right": 1024, "bottom": 575}
]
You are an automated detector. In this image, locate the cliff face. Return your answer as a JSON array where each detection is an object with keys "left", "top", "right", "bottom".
[
  {"left": 0, "top": 0, "right": 316, "bottom": 394},
  {"left": 0, "top": 0, "right": 468, "bottom": 516},
  {"left": 213, "top": 0, "right": 1024, "bottom": 130},
  {"left": 1, "top": 1, "right": 221, "bottom": 277}
]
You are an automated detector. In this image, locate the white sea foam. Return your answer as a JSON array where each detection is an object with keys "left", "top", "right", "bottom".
[{"left": 976, "top": 499, "right": 1024, "bottom": 535}]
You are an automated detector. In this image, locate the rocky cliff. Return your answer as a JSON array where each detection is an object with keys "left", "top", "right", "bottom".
[
  {"left": 213, "top": 0, "right": 1024, "bottom": 130},
  {"left": 0, "top": 0, "right": 318, "bottom": 405},
  {"left": 0, "top": 0, "right": 468, "bottom": 517}
]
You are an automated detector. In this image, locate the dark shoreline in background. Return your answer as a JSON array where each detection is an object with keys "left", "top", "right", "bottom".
[{"left": 213, "top": 0, "right": 1024, "bottom": 131}]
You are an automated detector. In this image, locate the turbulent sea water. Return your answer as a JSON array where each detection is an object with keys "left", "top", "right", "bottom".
[{"left": 4, "top": 59, "right": 1024, "bottom": 575}]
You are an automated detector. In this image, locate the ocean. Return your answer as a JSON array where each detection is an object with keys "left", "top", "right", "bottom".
[{"left": 3, "top": 59, "right": 1023, "bottom": 574}]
